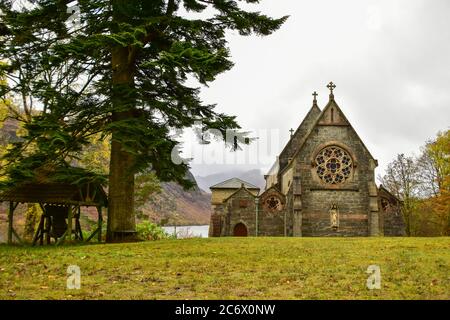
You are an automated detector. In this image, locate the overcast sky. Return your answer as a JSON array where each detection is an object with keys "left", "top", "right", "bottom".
[{"left": 183, "top": 0, "right": 450, "bottom": 181}]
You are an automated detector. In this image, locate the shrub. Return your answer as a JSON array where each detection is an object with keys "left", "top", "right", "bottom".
[{"left": 136, "top": 221, "right": 170, "bottom": 241}]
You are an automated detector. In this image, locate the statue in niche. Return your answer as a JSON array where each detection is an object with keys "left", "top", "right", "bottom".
[{"left": 329, "top": 204, "right": 339, "bottom": 230}]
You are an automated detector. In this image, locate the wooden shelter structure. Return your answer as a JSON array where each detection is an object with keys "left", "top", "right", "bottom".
[{"left": 0, "top": 182, "right": 107, "bottom": 245}]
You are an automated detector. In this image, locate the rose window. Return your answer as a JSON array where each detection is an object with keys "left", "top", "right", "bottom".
[
  {"left": 315, "top": 146, "right": 353, "bottom": 184},
  {"left": 263, "top": 195, "right": 283, "bottom": 212},
  {"left": 266, "top": 197, "right": 280, "bottom": 210}
]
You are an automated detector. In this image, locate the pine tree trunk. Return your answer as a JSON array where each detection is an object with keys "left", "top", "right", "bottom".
[
  {"left": 106, "top": 41, "right": 137, "bottom": 242},
  {"left": 107, "top": 135, "right": 136, "bottom": 242}
]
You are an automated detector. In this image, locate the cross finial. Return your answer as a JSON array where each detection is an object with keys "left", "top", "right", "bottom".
[
  {"left": 312, "top": 91, "right": 318, "bottom": 104},
  {"left": 327, "top": 81, "right": 336, "bottom": 98},
  {"left": 289, "top": 128, "right": 294, "bottom": 138}
]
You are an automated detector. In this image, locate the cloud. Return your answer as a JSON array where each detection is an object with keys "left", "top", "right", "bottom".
[{"left": 187, "top": 0, "right": 450, "bottom": 180}]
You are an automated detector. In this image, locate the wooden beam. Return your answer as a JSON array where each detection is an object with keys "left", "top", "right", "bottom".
[
  {"left": 12, "top": 228, "right": 23, "bottom": 245},
  {"left": 45, "top": 215, "right": 51, "bottom": 245},
  {"left": 97, "top": 206, "right": 103, "bottom": 243},
  {"left": 67, "top": 205, "right": 73, "bottom": 242},
  {"left": 55, "top": 230, "right": 67, "bottom": 246},
  {"left": 32, "top": 215, "right": 45, "bottom": 246},
  {"left": 38, "top": 203, "right": 46, "bottom": 212},
  {"left": 86, "top": 227, "right": 99, "bottom": 242},
  {"left": 91, "top": 187, "right": 98, "bottom": 204},
  {"left": 39, "top": 204, "right": 51, "bottom": 244},
  {"left": 7, "top": 202, "right": 14, "bottom": 244},
  {"left": 75, "top": 207, "right": 83, "bottom": 241}
]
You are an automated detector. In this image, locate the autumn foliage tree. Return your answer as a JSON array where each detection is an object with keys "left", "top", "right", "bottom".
[
  {"left": 380, "top": 130, "right": 450, "bottom": 236},
  {"left": 416, "top": 131, "right": 450, "bottom": 236},
  {"left": 379, "top": 153, "right": 420, "bottom": 235}
]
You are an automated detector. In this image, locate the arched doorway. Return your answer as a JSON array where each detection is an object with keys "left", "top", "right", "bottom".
[{"left": 233, "top": 223, "right": 248, "bottom": 237}]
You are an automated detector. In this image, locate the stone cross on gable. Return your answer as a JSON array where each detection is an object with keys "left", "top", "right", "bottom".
[
  {"left": 289, "top": 128, "right": 294, "bottom": 138},
  {"left": 312, "top": 91, "right": 318, "bottom": 104},
  {"left": 327, "top": 82, "right": 336, "bottom": 95},
  {"left": 312, "top": 91, "right": 318, "bottom": 100}
]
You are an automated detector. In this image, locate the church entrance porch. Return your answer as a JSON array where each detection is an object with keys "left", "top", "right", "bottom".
[{"left": 233, "top": 223, "right": 248, "bottom": 237}]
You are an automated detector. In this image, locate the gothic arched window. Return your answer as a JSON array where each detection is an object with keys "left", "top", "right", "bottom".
[{"left": 315, "top": 146, "right": 353, "bottom": 184}]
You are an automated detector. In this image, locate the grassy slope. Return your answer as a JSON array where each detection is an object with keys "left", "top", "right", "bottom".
[{"left": 0, "top": 237, "right": 449, "bottom": 300}]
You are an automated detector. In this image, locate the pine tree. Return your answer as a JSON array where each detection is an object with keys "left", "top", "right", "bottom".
[{"left": 0, "top": 0, "right": 287, "bottom": 242}]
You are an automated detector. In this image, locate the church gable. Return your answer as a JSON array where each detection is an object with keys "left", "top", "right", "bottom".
[
  {"left": 293, "top": 86, "right": 376, "bottom": 163},
  {"left": 317, "top": 100, "right": 350, "bottom": 126},
  {"left": 259, "top": 187, "right": 286, "bottom": 214},
  {"left": 224, "top": 185, "right": 257, "bottom": 205},
  {"left": 259, "top": 186, "right": 286, "bottom": 206}
]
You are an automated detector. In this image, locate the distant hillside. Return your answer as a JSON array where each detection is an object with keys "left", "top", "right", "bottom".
[
  {"left": 140, "top": 172, "right": 211, "bottom": 225},
  {"left": 195, "top": 169, "right": 266, "bottom": 193}
]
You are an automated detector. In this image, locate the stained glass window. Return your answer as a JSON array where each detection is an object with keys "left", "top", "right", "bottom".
[{"left": 315, "top": 146, "right": 353, "bottom": 184}]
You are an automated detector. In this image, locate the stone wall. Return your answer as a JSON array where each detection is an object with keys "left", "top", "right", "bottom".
[
  {"left": 258, "top": 188, "right": 287, "bottom": 236},
  {"left": 209, "top": 187, "right": 289, "bottom": 237},
  {"left": 378, "top": 188, "right": 406, "bottom": 236},
  {"left": 209, "top": 204, "right": 224, "bottom": 237},
  {"left": 224, "top": 188, "right": 257, "bottom": 236},
  {"left": 382, "top": 207, "right": 406, "bottom": 236},
  {"left": 301, "top": 190, "right": 369, "bottom": 236}
]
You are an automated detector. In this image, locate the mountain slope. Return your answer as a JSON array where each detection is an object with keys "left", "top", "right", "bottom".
[{"left": 138, "top": 172, "right": 211, "bottom": 225}]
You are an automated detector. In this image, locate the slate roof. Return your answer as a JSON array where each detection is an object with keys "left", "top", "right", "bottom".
[
  {"left": 210, "top": 178, "right": 260, "bottom": 190},
  {"left": 277, "top": 103, "right": 321, "bottom": 172}
]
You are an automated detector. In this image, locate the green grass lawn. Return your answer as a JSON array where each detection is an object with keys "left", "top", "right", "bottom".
[{"left": 0, "top": 237, "right": 449, "bottom": 300}]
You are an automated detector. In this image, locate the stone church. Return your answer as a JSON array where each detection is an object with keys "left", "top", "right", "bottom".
[{"left": 209, "top": 82, "right": 406, "bottom": 237}]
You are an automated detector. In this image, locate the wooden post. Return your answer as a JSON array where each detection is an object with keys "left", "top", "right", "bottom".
[
  {"left": 37, "top": 204, "right": 50, "bottom": 244},
  {"left": 7, "top": 202, "right": 23, "bottom": 245},
  {"left": 75, "top": 206, "right": 82, "bottom": 240},
  {"left": 45, "top": 215, "right": 51, "bottom": 245},
  {"left": 33, "top": 215, "right": 45, "bottom": 246},
  {"left": 98, "top": 206, "right": 103, "bottom": 243},
  {"left": 67, "top": 205, "right": 73, "bottom": 242},
  {"left": 7, "top": 202, "right": 14, "bottom": 244}
]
